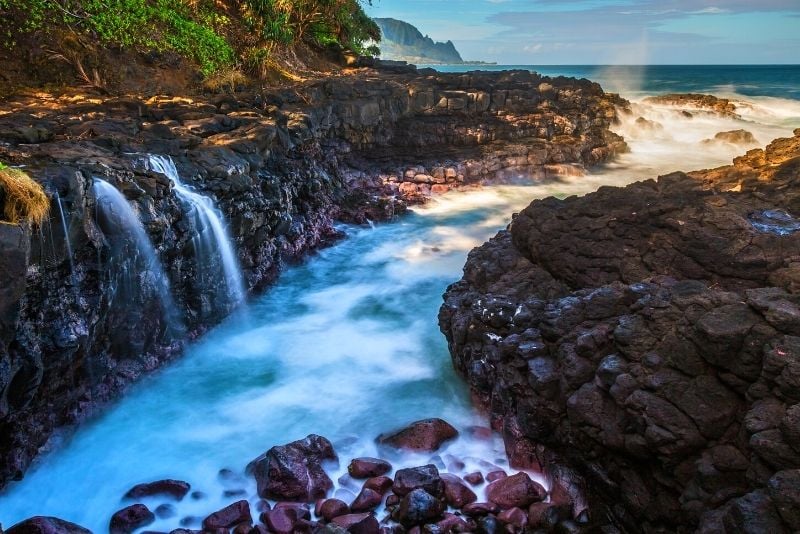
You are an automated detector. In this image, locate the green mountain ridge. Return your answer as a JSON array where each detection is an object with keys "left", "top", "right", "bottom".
[{"left": 374, "top": 18, "right": 464, "bottom": 64}]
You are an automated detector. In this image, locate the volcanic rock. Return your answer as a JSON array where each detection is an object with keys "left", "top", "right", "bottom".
[
  {"left": 350, "top": 488, "right": 383, "bottom": 512},
  {"left": 6, "top": 517, "right": 91, "bottom": 534},
  {"left": 110, "top": 504, "right": 155, "bottom": 534},
  {"left": 251, "top": 434, "right": 337, "bottom": 501},
  {"left": 331, "top": 514, "right": 380, "bottom": 534},
  {"left": 440, "top": 129, "right": 800, "bottom": 531},
  {"left": 486, "top": 473, "right": 546, "bottom": 509},
  {"left": 377, "top": 419, "right": 458, "bottom": 452},
  {"left": 393, "top": 489, "right": 446, "bottom": 527},
  {"left": 392, "top": 465, "right": 445, "bottom": 497},
  {"left": 440, "top": 474, "right": 477, "bottom": 508},
  {"left": 348, "top": 458, "right": 392, "bottom": 479},
  {"left": 202, "top": 500, "right": 252, "bottom": 530},
  {"left": 124, "top": 479, "right": 191, "bottom": 501}
]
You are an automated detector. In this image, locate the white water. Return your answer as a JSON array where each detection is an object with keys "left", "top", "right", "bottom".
[
  {"left": 0, "top": 93, "right": 798, "bottom": 531},
  {"left": 147, "top": 155, "right": 245, "bottom": 307},
  {"left": 55, "top": 192, "right": 76, "bottom": 285},
  {"left": 92, "top": 179, "right": 180, "bottom": 332}
]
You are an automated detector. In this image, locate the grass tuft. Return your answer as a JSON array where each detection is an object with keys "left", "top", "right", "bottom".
[{"left": 0, "top": 166, "right": 50, "bottom": 226}]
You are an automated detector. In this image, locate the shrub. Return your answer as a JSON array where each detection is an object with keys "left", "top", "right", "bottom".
[
  {"left": 0, "top": 166, "right": 50, "bottom": 226},
  {"left": 0, "top": 0, "right": 380, "bottom": 77}
]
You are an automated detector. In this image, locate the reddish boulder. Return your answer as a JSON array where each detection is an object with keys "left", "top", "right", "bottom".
[
  {"left": 250, "top": 434, "right": 337, "bottom": 502},
  {"left": 486, "top": 470, "right": 507, "bottom": 482},
  {"left": 461, "top": 502, "right": 501, "bottom": 517},
  {"left": 350, "top": 488, "right": 383, "bottom": 512},
  {"left": 202, "top": 500, "right": 252, "bottom": 530},
  {"left": 433, "top": 512, "right": 471, "bottom": 533},
  {"left": 497, "top": 507, "right": 528, "bottom": 530},
  {"left": 318, "top": 499, "right": 350, "bottom": 521},
  {"left": 6, "top": 517, "right": 91, "bottom": 534},
  {"left": 486, "top": 472, "right": 546, "bottom": 509},
  {"left": 261, "top": 508, "right": 295, "bottom": 534},
  {"left": 348, "top": 458, "right": 392, "bottom": 479},
  {"left": 363, "top": 476, "right": 393, "bottom": 494},
  {"left": 123, "top": 479, "right": 191, "bottom": 501},
  {"left": 110, "top": 504, "right": 155, "bottom": 534},
  {"left": 464, "top": 472, "right": 484, "bottom": 486},
  {"left": 441, "top": 474, "right": 477, "bottom": 508},
  {"left": 331, "top": 513, "right": 380, "bottom": 534},
  {"left": 377, "top": 419, "right": 458, "bottom": 452},
  {"left": 393, "top": 465, "right": 444, "bottom": 497}
]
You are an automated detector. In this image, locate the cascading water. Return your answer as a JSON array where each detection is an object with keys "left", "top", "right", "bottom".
[
  {"left": 55, "top": 192, "right": 77, "bottom": 285},
  {"left": 92, "top": 179, "right": 182, "bottom": 336},
  {"left": 146, "top": 155, "right": 245, "bottom": 308}
]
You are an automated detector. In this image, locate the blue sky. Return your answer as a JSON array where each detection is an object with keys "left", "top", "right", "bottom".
[{"left": 365, "top": 0, "right": 800, "bottom": 64}]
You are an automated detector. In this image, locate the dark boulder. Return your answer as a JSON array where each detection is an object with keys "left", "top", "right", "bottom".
[
  {"left": 202, "top": 500, "right": 252, "bottom": 530},
  {"left": 251, "top": 434, "right": 337, "bottom": 501},
  {"left": 330, "top": 514, "right": 380, "bottom": 534},
  {"left": 392, "top": 465, "right": 444, "bottom": 497},
  {"left": 392, "top": 489, "right": 446, "bottom": 527},
  {"left": 110, "top": 504, "right": 156, "bottom": 534},
  {"left": 124, "top": 479, "right": 191, "bottom": 501},
  {"left": 6, "top": 517, "right": 91, "bottom": 534}
]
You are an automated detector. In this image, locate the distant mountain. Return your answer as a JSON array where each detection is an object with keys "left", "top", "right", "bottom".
[{"left": 374, "top": 18, "right": 464, "bottom": 64}]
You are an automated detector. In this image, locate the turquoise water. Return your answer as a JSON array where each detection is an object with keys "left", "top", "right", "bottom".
[
  {"left": 429, "top": 64, "right": 800, "bottom": 100},
  {"left": 1, "top": 67, "right": 799, "bottom": 531}
]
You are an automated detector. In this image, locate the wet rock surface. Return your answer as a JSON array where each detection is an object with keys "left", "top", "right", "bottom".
[
  {"left": 440, "top": 129, "right": 800, "bottom": 532},
  {"left": 0, "top": 67, "right": 625, "bottom": 490},
  {"left": 250, "top": 434, "right": 337, "bottom": 502},
  {"left": 5, "top": 517, "right": 91, "bottom": 534}
]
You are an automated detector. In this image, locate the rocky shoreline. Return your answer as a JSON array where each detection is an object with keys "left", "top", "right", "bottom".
[
  {"left": 440, "top": 129, "right": 800, "bottom": 532},
  {"left": 0, "top": 65, "right": 626, "bottom": 491},
  {"left": 1, "top": 418, "right": 600, "bottom": 534}
]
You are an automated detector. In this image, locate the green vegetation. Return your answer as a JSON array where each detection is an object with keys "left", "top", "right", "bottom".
[{"left": 0, "top": 0, "right": 380, "bottom": 77}]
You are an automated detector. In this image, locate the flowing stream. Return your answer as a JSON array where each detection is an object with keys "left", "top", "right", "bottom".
[{"left": 1, "top": 83, "right": 798, "bottom": 531}]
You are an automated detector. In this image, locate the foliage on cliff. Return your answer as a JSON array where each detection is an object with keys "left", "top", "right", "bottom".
[
  {"left": 0, "top": 0, "right": 380, "bottom": 78},
  {"left": 0, "top": 164, "right": 50, "bottom": 226}
]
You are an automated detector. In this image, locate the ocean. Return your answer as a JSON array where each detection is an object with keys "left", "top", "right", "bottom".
[{"left": 431, "top": 64, "right": 800, "bottom": 101}]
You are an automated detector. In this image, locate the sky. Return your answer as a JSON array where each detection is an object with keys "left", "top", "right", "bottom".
[{"left": 364, "top": 0, "right": 800, "bottom": 64}]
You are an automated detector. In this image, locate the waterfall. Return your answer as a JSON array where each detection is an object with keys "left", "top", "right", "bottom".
[
  {"left": 92, "top": 179, "right": 181, "bottom": 334},
  {"left": 55, "top": 192, "right": 76, "bottom": 284},
  {"left": 146, "top": 155, "right": 245, "bottom": 307}
]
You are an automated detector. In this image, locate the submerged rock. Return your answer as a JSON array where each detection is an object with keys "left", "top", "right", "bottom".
[
  {"left": 124, "top": 479, "right": 191, "bottom": 501},
  {"left": 6, "top": 517, "right": 91, "bottom": 534},
  {"left": 110, "top": 504, "right": 155, "bottom": 534},
  {"left": 250, "top": 434, "right": 337, "bottom": 502}
]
